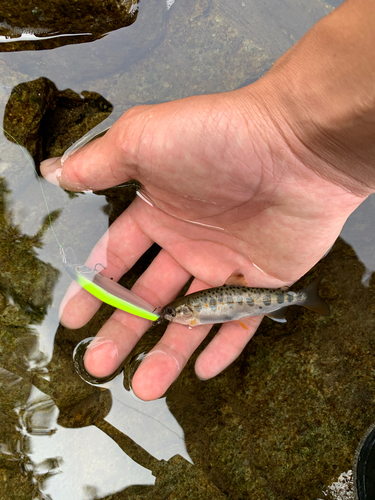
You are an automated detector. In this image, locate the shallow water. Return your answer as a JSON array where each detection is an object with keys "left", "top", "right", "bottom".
[{"left": 2, "top": 1, "right": 374, "bottom": 499}]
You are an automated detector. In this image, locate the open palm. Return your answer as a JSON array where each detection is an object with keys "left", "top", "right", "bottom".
[{"left": 42, "top": 83, "right": 365, "bottom": 400}]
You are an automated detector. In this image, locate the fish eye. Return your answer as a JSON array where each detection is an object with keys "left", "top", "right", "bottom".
[
  {"left": 164, "top": 307, "right": 176, "bottom": 317},
  {"left": 75, "top": 266, "right": 81, "bottom": 273}
]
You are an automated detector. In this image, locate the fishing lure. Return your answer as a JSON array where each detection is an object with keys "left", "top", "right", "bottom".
[
  {"left": 61, "top": 246, "right": 159, "bottom": 321},
  {"left": 2, "top": 127, "right": 159, "bottom": 321}
]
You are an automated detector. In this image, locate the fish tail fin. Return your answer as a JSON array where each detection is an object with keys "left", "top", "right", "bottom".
[{"left": 301, "top": 276, "right": 330, "bottom": 316}]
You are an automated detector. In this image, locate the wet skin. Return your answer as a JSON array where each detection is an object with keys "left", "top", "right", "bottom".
[{"left": 41, "top": 0, "right": 375, "bottom": 400}]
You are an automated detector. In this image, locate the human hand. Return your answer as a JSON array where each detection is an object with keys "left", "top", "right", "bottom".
[
  {"left": 41, "top": 76, "right": 367, "bottom": 400},
  {"left": 42, "top": 0, "right": 375, "bottom": 399}
]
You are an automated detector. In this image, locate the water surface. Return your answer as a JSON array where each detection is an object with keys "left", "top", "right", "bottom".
[{"left": 2, "top": 1, "right": 374, "bottom": 499}]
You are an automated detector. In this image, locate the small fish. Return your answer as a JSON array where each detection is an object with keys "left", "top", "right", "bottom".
[
  {"left": 62, "top": 247, "right": 160, "bottom": 322},
  {"left": 161, "top": 271, "right": 329, "bottom": 327}
]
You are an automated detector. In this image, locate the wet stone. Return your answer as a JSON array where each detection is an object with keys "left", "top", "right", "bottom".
[
  {"left": 3, "top": 77, "right": 113, "bottom": 165},
  {"left": 0, "top": 0, "right": 138, "bottom": 51}
]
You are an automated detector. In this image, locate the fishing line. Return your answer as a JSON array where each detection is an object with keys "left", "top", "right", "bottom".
[
  {"left": 1, "top": 126, "right": 63, "bottom": 250},
  {"left": 1, "top": 127, "right": 161, "bottom": 319},
  {"left": 1, "top": 126, "right": 142, "bottom": 254}
]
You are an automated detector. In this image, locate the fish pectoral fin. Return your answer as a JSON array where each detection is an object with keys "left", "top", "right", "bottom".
[
  {"left": 225, "top": 269, "right": 248, "bottom": 287},
  {"left": 266, "top": 308, "right": 288, "bottom": 323}
]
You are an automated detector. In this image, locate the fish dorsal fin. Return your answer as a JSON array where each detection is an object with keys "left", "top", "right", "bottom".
[
  {"left": 266, "top": 307, "right": 288, "bottom": 323},
  {"left": 225, "top": 269, "right": 248, "bottom": 287}
]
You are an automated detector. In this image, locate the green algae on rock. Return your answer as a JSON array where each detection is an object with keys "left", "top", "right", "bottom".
[
  {"left": 0, "top": 0, "right": 139, "bottom": 51},
  {"left": 161, "top": 238, "right": 375, "bottom": 500},
  {"left": 0, "top": 177, "right": 60, "bottom": 320},
  {"left": 3, "top": 77, "right": 113, "bottom": 165}
]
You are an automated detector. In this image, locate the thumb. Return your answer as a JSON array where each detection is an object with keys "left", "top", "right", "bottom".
[{"left": 40, "top": 107, "right": 149, "bottom": 191}]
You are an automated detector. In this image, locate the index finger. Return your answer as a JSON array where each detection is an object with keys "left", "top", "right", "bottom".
[
  {"left": 59, "top": 201, "right": 155, "bottom": 329},
  {"left": 40, "top": 115, "right": 136, "bottom": 191}
]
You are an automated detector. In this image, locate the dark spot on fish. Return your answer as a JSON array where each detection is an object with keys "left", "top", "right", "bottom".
[
  {"left": 246, "top": 296, "right": 254, "bottom": 307},
  {"left": 276, "top": 293, "right": 284, "bottom": 304},
  {"left": 209, "top": 298, "right": 217, "bottom": 311},
  {"left": 287, "top": 292, "right": 295, "bottom": 303},
  {"left": 258, "top": 306, "right": 262, "bottom": 310},
  {"left": 263, "top": 294, "right": 272, "bottom": 306},
  {"left": 194, "top": 303, "right": 202, "bottom": 312}
]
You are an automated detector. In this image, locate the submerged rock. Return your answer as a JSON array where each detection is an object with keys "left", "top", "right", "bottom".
[
  {"left": 3, "top": 76, "right": 113, "bottom": 165},
  {"left": 0, "top": 0, "right": 139, "bottom": 50}
]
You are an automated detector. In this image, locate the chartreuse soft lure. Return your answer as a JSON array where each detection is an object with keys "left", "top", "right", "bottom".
[
  {"left": 2, "top": 126, "right": 159, "bottom": 321},
  {"left": 61, "top": 247, "right": 159, "bottom": 321}
]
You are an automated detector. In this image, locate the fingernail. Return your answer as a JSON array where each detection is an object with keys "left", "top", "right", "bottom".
[
  {"left": 40, "top": 157, "right": 62, "bottom": 186},
  {"left": 196, "top": 374, "right": 208, "bottom": 381}
]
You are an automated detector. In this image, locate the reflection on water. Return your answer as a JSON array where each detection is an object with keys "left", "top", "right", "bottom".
[
  {"left": 340, "top": 193, "right": 375, "bottom": 286},
  {"left": 32, "top": 423, "right": 154, "bottom": 500},
  {"left": 1, "top": 373, "right": 154, "bottom": 500},
  {"left": 0, "top": 368, "right": 60, "bottom": 499},
  {"left": 73, "top": 336, "right": 192, "bottom": 463},
  {"left": 106, "top": 375, "right": 191, "bottom": 463},
  {"left": 3, "top": 0, "right": 374, "bottom": 499},
  {"left": 0, "top": 360, "right": 190, "bottom": 498}
]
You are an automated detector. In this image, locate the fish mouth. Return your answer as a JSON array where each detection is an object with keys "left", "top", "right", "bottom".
[{"left": 163, "top": 313, "right": 173, "bottom": 322}]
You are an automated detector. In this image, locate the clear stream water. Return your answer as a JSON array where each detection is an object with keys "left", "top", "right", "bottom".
[{"left": 1, "top": 1, "right": 373, "bottom": 499}]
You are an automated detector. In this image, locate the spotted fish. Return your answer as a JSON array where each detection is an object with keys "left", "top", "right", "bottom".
[{"left": 161, "top": 271, "right": 330, "bottom": 327}]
